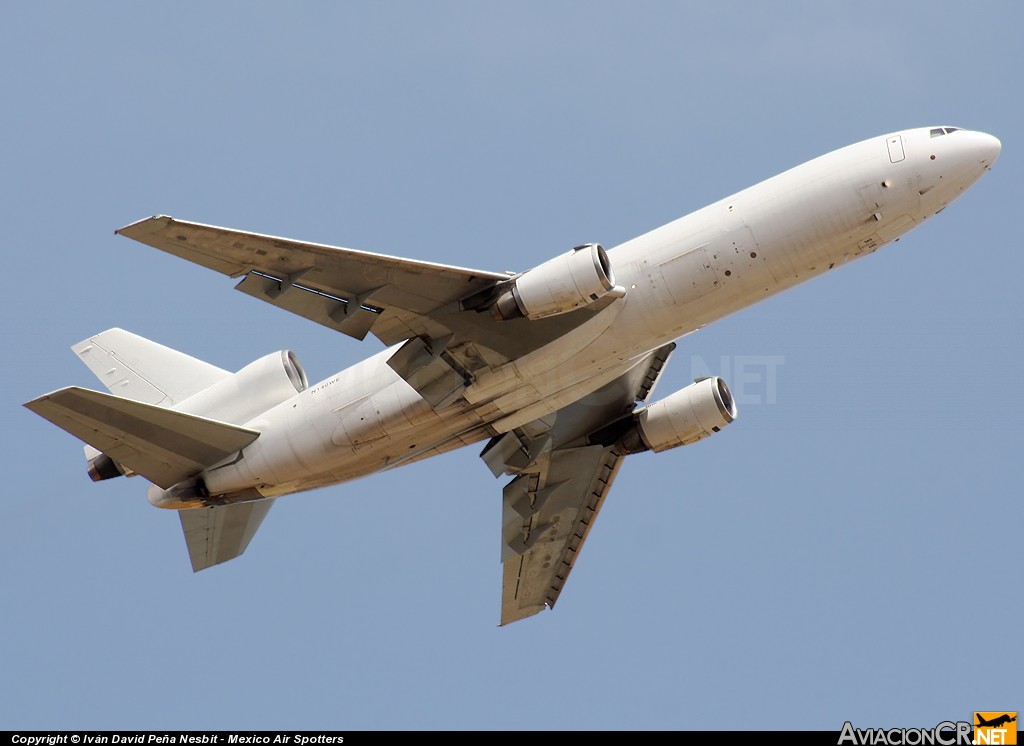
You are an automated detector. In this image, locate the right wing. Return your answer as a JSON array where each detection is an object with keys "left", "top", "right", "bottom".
[
  {"left": 179, "top": 500, "right": 275, "bottom": 572},
  {"left": 24, "top": 387, "right": 259, "bottom": 489},
  {"left": 499, "top": 444, "right": 625, "bottom": 625},
  {"left": 486, "top": 343, "right": 676, "bottom": 625}
]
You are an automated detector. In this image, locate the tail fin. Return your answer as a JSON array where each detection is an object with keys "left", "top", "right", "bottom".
[
  {"left": 73, "top": 328, "right": 229, "bottom": 406},
  {"left": 24, "top": 386, "right": 259, "bottom": 488}
]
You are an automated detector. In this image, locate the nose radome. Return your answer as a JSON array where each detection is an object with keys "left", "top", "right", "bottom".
[{"left": 972, "top": 131, "right": 1001, "bottom": 167}]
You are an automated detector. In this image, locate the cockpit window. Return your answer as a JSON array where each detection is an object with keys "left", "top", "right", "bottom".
[
  {"left": 943, "top": 127, "right": 960, "bottom": 134},
  {"left": 931, "top": 126, "right": 962, "bottom": 138}
]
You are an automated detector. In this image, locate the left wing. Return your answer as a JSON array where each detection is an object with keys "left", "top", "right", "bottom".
[
  {"left": 486, "top": 343, "right": 675, "bottom": 625},
  {"left": 116, "top": 215, "right": 509, "bottom": 345},
  {"left": 179, "top": 500, "right": 275, "bottom": 572},
  {"left": 116, "top": 216, "right": 622, "bottom": 366}
]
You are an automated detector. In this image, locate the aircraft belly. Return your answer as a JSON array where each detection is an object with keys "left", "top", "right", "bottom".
[
  {"left": 205, "top": 394, "right": 478, "bottom": 496},
  {"left": 204, "top": 339, "right": 648, "bottom": 495},
  {"left": 462, "top": 298, "right": 625, "bottom": 405}
]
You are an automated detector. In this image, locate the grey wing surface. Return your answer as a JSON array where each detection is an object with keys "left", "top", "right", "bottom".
[
  {"left": 179, "top": 500, "right": 276, "bottom": 572},
  {"left": 499, "top": 445, "right": 625, "bottom": 624},
  {"left": 486, "top": 343, "right": 675, "bottom": 625},
  {"left": 24, "top": 386, "right": 260, "bottom": 489},
  {"left": 116, "top": 216, "right": 619, "bottom": 360}
]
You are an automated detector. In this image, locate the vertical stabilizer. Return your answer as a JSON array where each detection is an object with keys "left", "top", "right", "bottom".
[{"left": 73, "top": 328, "right": 229, "bottom": 406}]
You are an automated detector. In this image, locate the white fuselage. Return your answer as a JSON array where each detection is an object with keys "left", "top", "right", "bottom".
[{"left": 193, "top": 127, "right": 999, "bottom": 503}]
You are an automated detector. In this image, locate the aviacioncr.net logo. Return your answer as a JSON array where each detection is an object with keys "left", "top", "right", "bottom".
[
  {"left": 974, "top": 712, "right": 1017, "bottom": 745},
  {"left": 838, "top": 721, "right": 973, "bottom": 745}
]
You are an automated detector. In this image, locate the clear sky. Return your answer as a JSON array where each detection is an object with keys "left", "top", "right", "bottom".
[{"left": 2, "top": 1, "right": 1020, "bottom": 731}]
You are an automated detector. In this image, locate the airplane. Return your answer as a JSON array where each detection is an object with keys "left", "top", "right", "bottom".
[
  {"left": 977, "top": 714, "right": 1017, "bottom": 729},
  {"left": 25, "top": 126, "right": 1000, "bottom": 625}
]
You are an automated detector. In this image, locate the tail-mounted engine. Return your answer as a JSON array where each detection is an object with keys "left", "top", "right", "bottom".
[
  {"left": 490, "top": 243, "right": 625, "bottom": 321},
  {"left": 85, "top": 349, "right": 307, "bottom": 483},
  {"left": 174, "top": 350, "right": 308, "bottom": 424}
]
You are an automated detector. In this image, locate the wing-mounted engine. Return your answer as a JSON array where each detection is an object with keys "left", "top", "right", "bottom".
[
  {"left": 619, "top": 376, "right": 738, "bottom": 453},
  {"left": 490, "top": 243, "right": 626, "bottom": 321},
  {"left": 388, "top": 244, "right": 626, "bottom": 408}
]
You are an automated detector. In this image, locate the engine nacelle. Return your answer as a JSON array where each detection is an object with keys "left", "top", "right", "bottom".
[
  {"left": 622, "top": 377, "right": 738, "bottom": 453},
  {"left": 491, "top": 243, "right": 624, "bottom": 320},
  {"left": 173, "top": 350, "right": 308, "bottom": 425}
]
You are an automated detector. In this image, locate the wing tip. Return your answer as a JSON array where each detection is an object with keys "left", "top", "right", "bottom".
[
  {"left": 499, "top": 603, "right": 548, "bottom": 626},
  {"left": 23, "top": 386, "right": 76, "bottom": 412},
  {"left": 115, "top": 214, "right": 173, "bottom": 237}
]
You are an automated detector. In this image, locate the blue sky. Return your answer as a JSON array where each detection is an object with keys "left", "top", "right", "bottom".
[{"left": 2, "top": 1, "right": 1020, "bottom": 730}]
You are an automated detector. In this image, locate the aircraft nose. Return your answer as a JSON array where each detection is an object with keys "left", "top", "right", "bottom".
[{"left": 972, "top": 131, "right": 1001, "bottom": 168}]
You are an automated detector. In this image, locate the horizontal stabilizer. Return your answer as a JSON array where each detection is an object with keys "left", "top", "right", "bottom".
[
  {"left": 24, "top": 387, "right": 259, "bottom": 488},
  {"left": 179, "top": 500, "right": 275, "bottom": 572}
]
